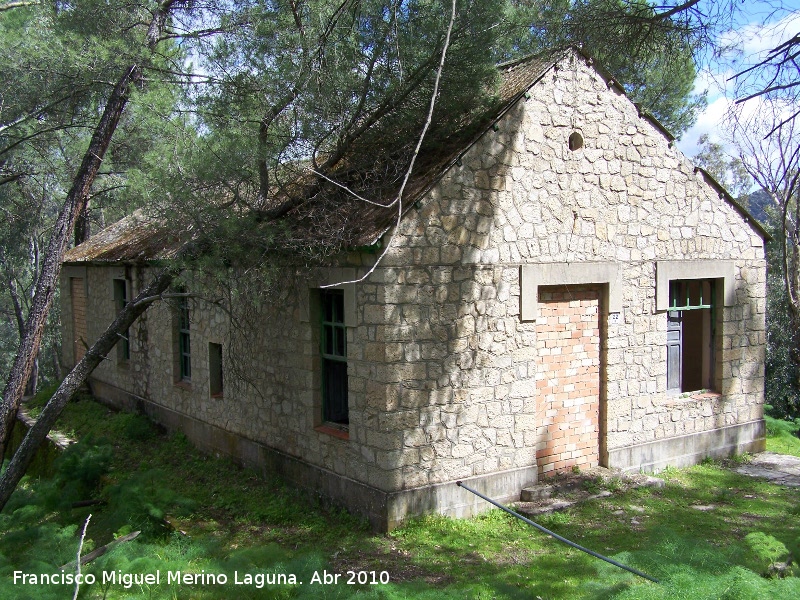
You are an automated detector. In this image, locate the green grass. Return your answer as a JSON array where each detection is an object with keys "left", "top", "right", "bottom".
[
  {"left": 765, "top": 414, "right": 800, "bottom": 457},
  {"left": 1, "top": 397, "right": 799, "bottom": 599}
]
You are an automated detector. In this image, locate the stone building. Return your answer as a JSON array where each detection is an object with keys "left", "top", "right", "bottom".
[{"left": 61, "top": 49, "right": 768, "bottom": 530}]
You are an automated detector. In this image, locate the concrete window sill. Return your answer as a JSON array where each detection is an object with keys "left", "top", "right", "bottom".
[
  {"left": 664, "top": 390, "right": 721, "bottom": 407},
  {"left": 689, "top": 391, "right": 721, "bottom": 400},
  {"left": 315, "top": 425, "right": 349, "bottom": 440}
]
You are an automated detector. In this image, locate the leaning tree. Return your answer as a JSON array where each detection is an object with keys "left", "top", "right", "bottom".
[{"left": 0, "top": 0, "right": 751, "bottom": 505}]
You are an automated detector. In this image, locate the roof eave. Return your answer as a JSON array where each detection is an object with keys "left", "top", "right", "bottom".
[{"left": 694, "top": 166, "right": 771, "bottom": 241}]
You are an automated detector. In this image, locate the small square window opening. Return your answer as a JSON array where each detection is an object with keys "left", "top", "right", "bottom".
[
  {"left": 209, "top": 342, "right": 223, "bottom": 397},
  {"left": 113, "top": 279, "right": 130, "bottom": 361}
]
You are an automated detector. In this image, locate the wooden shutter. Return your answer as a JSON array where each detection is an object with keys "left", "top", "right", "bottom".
[{"left": 666, "top": 310, "right": 682, "bottom": 391}]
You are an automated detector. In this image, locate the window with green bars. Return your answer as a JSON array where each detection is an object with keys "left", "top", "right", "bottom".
[
  {"left": 178, "top": 295, "right": 191, "bottom": 382},
  {"left": 666, "top": 279, "right": 717, "bottom": 393},
  {"left": 668, "top": 279, "right": 714, "bottom": 310},
  {"left": 320, "top": 289, "right": 348, "bottom": 425}
]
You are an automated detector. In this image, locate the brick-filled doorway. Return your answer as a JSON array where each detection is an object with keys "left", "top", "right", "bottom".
[{"left": 534, "top": 285, "right": 601, "bottom": 476}]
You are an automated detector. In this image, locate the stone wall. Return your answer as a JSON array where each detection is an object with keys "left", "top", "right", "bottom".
[
  {"left": 62, "top": 50, "right": 767, "bottom": 528},
  {"left": 370, "top": 50, "right": 766, "bottom": 483}
]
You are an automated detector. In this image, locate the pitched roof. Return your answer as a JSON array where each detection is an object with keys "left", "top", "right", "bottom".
[
  {"left": 65, "top": 52, "right": 558, "bottom": 264},
  {"left": 273, "top": 53, "right": 557, "bottom": 250},
  {"left": 63, "top": 47, "right": 767, "bottom": 264},
  {"left": 63, "top": 209, "right": 194, "bottom": 263}
]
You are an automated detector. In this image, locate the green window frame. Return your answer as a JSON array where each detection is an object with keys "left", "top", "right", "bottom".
[
  {"left": 320, "top": 289, "right": 348, "bottom": 425},
  {"left": 113, "top": 279, "right": 130, "bottom": 361},
  {"left": 178, "top": 295, "right": 191, "bottom": 381},
  {"left": 668, "top": 279, "right": 714, "bottom": 311}
]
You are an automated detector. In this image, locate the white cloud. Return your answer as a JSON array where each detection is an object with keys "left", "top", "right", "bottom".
[
  {"left": 679, "top": 7, "right": 800, "bottom": 159},
  {"left": 737, "top": 11, "right": 800, "bottom": 56},
  {"left": 677, "top": 96, "right": 732, "bottom": 156},
  {"left": 678, "top": 95, "right": 771, "bottom": 158},
  {"left": 692, "top": 66, "right": 730, "bottom": 97}
]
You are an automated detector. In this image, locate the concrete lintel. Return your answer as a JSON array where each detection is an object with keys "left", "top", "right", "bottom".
[
  {"left": 656, "top": 260, "right": 736, "bottom": 311},
  {"left": 63, "top": 265, "right": 89, "bottom": 298},
  {"left": 607, "top": 419, "right": 766, "bottom": 473},
  {"left": 300, "top": 268, "right": 357, "bottom": 326},
  {"left": 520, "top": 262, "right": 622, "bottom": 321},
  {"left": 63, "top": 265, "right": 88, "bottom": 280},
  {"left": 106, "top": 266, "right": 127, "bottom": 281}
]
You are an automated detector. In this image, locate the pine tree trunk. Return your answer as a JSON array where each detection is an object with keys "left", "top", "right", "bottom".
[
  {"left": 0, "top": 267, "right": 177, "bottom": 510},
  {"left": 23, "top": 354, "right": 37, "bottom": 398},
  {"left": 51, "top": 345, "right": 62, "bottom": 381},
  {"left": 1, "top": 257, "right": 38, "bottom": 397},
  {"left": 74, "top": 202, "right": 92, "bottom": 246},
  {"left": 0, "top": 1, "right": 178, "bottom": 464},
  {"left": 0, "top": 65, "right": 140, "bottom": 462}
]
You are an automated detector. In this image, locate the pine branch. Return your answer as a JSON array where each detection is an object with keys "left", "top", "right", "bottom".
[{"left": 322, "top": 0, "right": 458, "bottom": 289}]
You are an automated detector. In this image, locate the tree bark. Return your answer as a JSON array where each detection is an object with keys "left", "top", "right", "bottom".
[
  {"left": 0, "top": 64, "right": 140, "bottom": 461},
  {"left": 0, "top": 1, "right": 180, "bottom": 461},
  {"left": 2, "top": 252, "right": 37, "bottom": 397},
  {"left": 0, "top": 2, "right": 38, "bottom": 13},
  {"left": 74, "top": 203, "right": 91, "bottom": 246},
  {"left": 0, "top": 266, "right": 178, "bottom": 511},
  {"left": 23, "top": 355, "right": 37, "bottom": 398}
]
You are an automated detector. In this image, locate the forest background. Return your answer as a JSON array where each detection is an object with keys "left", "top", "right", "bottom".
[{"left": 0, "top": 0, "right": 799, "bottom": 501}]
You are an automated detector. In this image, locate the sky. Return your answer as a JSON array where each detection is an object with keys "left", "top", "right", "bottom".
[{"left": 676, "top": 1, "right": 800, "bottom": 158}]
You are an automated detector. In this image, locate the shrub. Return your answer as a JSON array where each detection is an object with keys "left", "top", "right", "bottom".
[{"left": 47, "top": 437, "right": 112, "bottom": 505}]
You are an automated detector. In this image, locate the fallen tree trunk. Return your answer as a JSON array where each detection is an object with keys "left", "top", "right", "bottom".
[
  {"left": 0, "top": 266, "right": 178, "bottom": 511},
  {"left": 0, "top": 0, "right": 181, "bottom": 464},
  {"left": 60, "top": 530, "right": 141, "bottom": 570},
  {"left": 0, "top": 65, "right": 141, "bottom": 462}
]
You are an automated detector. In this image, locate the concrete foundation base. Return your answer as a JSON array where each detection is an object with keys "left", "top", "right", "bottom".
[
  {"left": 89, "top": 378, "right": 538, "bottom": 531},
  {"left": 607, "top": 420, "right": 766, "bottom": 473}
]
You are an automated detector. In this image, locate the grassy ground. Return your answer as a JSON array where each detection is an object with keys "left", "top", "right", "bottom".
[
  {"left": 765, "top": 414, "right": 800, "bottom": 457},
  {"left": 1, "top": 391, "right": 799, "bottom": 599}
]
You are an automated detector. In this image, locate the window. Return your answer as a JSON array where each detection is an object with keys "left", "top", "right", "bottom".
[
  {"left": 320, "top": 289, "right": 348, "bottom": 425},
  {"left": 113, "top": 279, "right": 130, "bottom": 361},
  {"left": 209, "top": 342, "right": 223, "bottom": 397},
  {"left": 666, "top": 279, "right": 716, "bottom": 393},
  {"left": 178, "top": 295, "right": 191, "bottom": 381}
]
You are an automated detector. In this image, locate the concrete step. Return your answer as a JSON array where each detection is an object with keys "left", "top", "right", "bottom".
[
  {"left": 516, "top": 467, "right": 667, "bottom": 519},
  {"left": 520, "top": 484, "right": 554, "bottom": 502}
]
